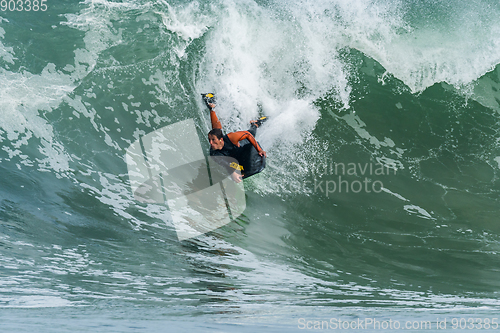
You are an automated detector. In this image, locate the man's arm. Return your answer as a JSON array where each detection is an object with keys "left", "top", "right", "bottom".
[
  {"left": 209, "top": 103, "right": 222, "bottom": 130},
  {"left": 226, "top": 131, "right": 267, "bottom": 157},
  {"left": 209, "top": 154, "right": 243, "bottom": 183}
]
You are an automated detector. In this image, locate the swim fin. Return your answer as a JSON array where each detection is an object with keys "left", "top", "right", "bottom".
[
  {"left": 251, "top": 116, "right": 268, "bottom": 127},
  {"left": 201, "top": 93, "right": 216, "bottom": 109}
]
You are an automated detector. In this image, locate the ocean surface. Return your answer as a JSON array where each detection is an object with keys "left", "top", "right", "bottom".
[{"left": 1, "top": 0, "right": 500, "bottom": 331}]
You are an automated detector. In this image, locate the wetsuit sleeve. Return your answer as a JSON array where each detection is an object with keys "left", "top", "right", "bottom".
[
  {"left": 226, "top": 131, "right": 263, "bottom": 153},
  {"left": 210, "top": 110, "right": 222, "bottom": 130}
]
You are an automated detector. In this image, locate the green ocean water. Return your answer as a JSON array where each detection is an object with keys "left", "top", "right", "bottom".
[{"left": 1, "top": 0, "right": 500, "bottom": 331}]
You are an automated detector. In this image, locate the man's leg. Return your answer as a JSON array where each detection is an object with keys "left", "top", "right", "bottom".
[
  {"left": 248, "top": 116, "right": 267, "bottom": 136},
  {"left": 248, "top": 123, "right": 258, "bottom": 137}
]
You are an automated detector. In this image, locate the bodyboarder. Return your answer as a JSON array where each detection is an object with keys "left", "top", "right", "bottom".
[{"left": 202, "top": 93, "right": 267, "bottom": 183}]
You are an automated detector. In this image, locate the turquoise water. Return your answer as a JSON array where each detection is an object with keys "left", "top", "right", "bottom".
[{"left": 1, "top": 0, "right": 500, "bottom": 331}]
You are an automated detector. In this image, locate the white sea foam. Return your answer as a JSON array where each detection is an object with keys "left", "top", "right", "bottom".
[
  {"left": 0, "top": 26, "right": 15, "bottom": 65},
  {"left": 158, "top": 1, "right": 209, "bottom": 42},
  {"left": 404, "top": 204, "right": 435, "bottom": 220},
  {"left": 344, "top": 0, "right": 500, "bottom": 93},
  {"left": 0, "top": 3, "right": 125, "bottom": 175},
  {"left": 0, "top": 296, "right": 74, "bottom": 308},
  {"left": 0, "top": 65, "right": 74, "bottom": 171}
]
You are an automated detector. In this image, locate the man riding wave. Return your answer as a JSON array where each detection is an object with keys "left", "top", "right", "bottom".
[{"left": 203, "top": 93, "right": 267, "bottom": 183}]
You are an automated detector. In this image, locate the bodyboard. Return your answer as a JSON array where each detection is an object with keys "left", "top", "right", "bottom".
[{"left": 238, "top": 140, "right": 266, "bottom": 179}]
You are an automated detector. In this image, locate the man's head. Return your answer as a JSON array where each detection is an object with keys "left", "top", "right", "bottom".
[{"left": 208, "top": 128, "right": 224, "bottom": 150}]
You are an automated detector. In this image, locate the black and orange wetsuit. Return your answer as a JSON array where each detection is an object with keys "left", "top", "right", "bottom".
[
  {"left": 209, "top": 109, "right": 264, "bottom": 176},
  {"left": 209, "top": 109, "right": 264, "bottom": 159}
]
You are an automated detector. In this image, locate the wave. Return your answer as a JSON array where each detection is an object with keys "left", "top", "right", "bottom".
[
  {"left": 1, "top": 0, "right": 499, "bottom": 178},
  {"left": 1, "top": 0, "right": 500, "bottom": 315}
]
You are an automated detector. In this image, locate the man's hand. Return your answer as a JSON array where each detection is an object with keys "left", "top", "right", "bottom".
[
  {"left": 231, "top": 171, "right": 243, "bottom": 183},
  {"left": 258, "top": 150, "right": 267, "bottom": 158}
]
